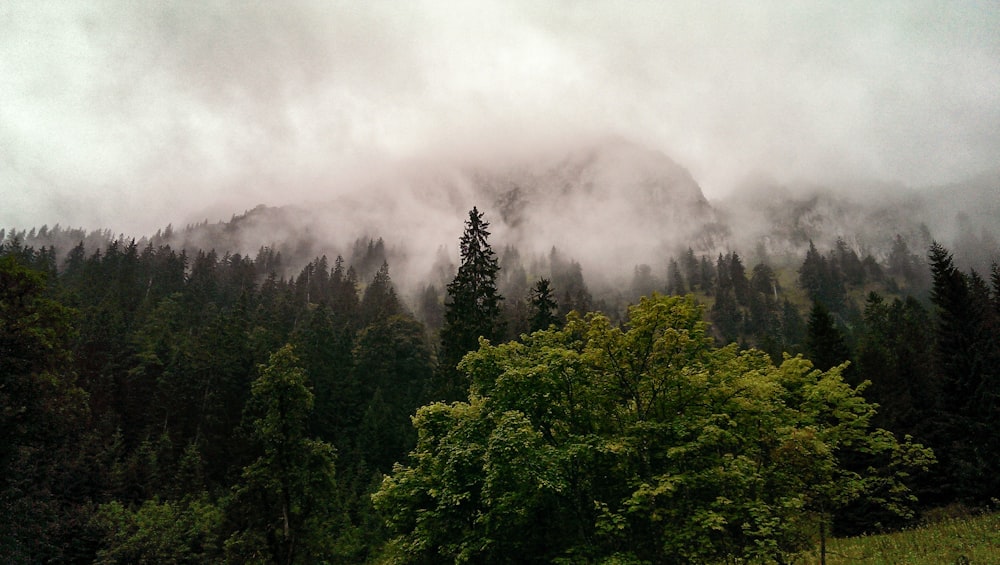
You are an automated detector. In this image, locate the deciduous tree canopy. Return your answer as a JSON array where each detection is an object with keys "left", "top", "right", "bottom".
[{"left": 374, "top": 295, "right": 932, "bottom": 564}]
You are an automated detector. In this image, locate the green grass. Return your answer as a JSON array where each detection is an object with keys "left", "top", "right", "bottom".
[{"left": 793, "top": 511, "right": 1000, "bottom": 565}]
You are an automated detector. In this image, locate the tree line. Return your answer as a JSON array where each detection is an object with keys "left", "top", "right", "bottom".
[{"left": 1, "top": 207, "right": 998, "bottom": 563}]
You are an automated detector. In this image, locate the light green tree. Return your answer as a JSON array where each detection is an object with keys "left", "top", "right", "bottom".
[
  {"left": 374, "top": 294, "right": 933, "bottom": 564},
  {"left": 93, "top": 495, "right": 223, "bottom": 564}
]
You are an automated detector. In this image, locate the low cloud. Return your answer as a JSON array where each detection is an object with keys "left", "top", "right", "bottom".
[{"left": 2, "top": 1, "right": 999, "bottom": 236}]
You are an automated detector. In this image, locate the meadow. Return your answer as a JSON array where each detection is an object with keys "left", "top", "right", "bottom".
[{"left": 795, "top": 510, "right": 1000, "bottom": 565}]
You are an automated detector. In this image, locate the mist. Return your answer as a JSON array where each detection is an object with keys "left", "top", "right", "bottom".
[{"left": 3, "top": 1, "right": 1000, "bottom": 280}]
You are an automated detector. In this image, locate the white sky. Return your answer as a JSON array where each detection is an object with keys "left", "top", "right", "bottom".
[{"left": 2, "top": 1, "right": 1000, "bottom": 234}]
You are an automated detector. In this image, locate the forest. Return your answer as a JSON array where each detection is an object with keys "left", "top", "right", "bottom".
[{"left": 2, "top": 207, "right": 999, "bottom": 564}]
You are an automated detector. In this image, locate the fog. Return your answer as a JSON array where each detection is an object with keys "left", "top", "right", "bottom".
[{"left": 3, "top": 1, "right": 999, "bottom": 271}]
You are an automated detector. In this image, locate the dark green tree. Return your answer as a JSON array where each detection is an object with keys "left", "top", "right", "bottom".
[
  {"left": 528, "top": 278, "right": 559, "bottom": 333},
  {"left": 437, "top": 207, "right": 505, "bottom": 401},
  {"left": 549, "top": 248, "right": 592, "bottom": 318},
  {"left": 699, "top": 255, "right": 716, "bottom": 294},
  {"left": 928, "top": 242, "right": 1000, "bottom": 503},
  {"left": 666, "top": 257, "right": 686, "bottom": 295},
  {"left": 630, "top": 263, "right": 659, "bottom": 301},
  {"left": 681, "top": 247, "right": 701, "bottom": 290},
  {"left": 225, "top": 345, "right": 343, "bottom": 564},
  {"left": 929, "top": 242, "right": 979, "bottom": 412},
  {"left": 359, "top": 261, "right": 401, "bottom": 327},
  {"left": 799, "top": 241, "right": 845, "bottom": 312},
  {"left": 729, "top": 251, "right": 750, "bottom": 306},
  {"left": 0, "top": 256, "right": 91, "bottom": 562},
  {"left": 291, "top": 303, "right": 357, "bottom": 447},
  {"left": 352, "top": 315, "right": 433, "bottom": 473},
  {"left": 329, "top": 256, "right": 360, "bottom": 328},
  {"left": 805, "top": 301, "right": 852, "bottom": 374},
  {"left": 834, "top": 237, "right": 865, "bottom": 287},
  {"left": 887, "top": 235, "right": 926, "bottom": 292},
  {"left": 856, "top": 293, "right": 937, "bottom": 432}
]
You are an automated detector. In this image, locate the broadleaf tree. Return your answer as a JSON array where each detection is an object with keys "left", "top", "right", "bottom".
[{"left": 374, "top": 294, "right": 933, "bottom": 564}]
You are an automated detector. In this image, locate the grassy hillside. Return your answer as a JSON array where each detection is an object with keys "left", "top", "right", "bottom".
[{"left": 795, "top": 511, "right": 999, "bottom": 564}]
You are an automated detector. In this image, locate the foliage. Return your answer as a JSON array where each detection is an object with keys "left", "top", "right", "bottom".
[
  {"left": 0, "top": 255, "right": 91, "bottom": 561},
  {"left": 528, "top": 278, "right": 560, "bottom": 333},
  {"left": 437, "top": 207, "right": 505, "bottom": 401},
  {"left": 224, "top": 344, "right": 344, "bottom": 564},
  {"left": 93, "top": 495, "right": 223, "bottom": 564},
  {"left": 3, "top": 218, "right": 997, "bottom": 562},
  {"left": 374, "top": 294, "right": 932, "bottom": 564},
  {"left": 804, "top": 301, "right": 852, "bottom": 373},
  {"left": 925, "top": 243, "right": 1000, "bottom": 504}
]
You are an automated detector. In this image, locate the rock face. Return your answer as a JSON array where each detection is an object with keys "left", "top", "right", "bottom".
[
  {"left": 478, "top": 136, "right": 711, "bottom": 223},
  {"left": 14, "top": 134, "right": 999, "bottom": 289},
  {"left": 467, "top": 136, "right": 721, "bottom": 264},
  {"left": 153, "top": 136, "right": 723, "bottom": 282}
]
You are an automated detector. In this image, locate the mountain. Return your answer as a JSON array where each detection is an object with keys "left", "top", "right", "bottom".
[
  {"left": 714, "top": 174, "right": 1000, "bottom": 271},
  {"left": 9, "top": 137, "right": 998, "bottom": 287},
  {"left": 150, "top": 136, "right": 724, "bottom": 286}
]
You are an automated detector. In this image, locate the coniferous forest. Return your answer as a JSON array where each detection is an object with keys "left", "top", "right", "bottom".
[{"left": 2, "top": 206, "right": 999, "bottom": 564}]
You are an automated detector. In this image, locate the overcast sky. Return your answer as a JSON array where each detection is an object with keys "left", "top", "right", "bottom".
[{"left": 3, "top": 1, "right": 999, "bottom": 234}]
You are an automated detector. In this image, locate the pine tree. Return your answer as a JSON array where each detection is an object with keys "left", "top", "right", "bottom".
[
  {"left": 225, "top": 345, "right": 342, "bottom": 564},
  {"left": 699, "top": 256, "right": 715, "bottom": 293},
  {"left": 780, "top": 298, "right": 805, "bottom": 354},
  {"left": 631, "top": 264, "right": 659, "bottom": 300},
  {"left": 528, "top": 278, "right": 559, "bottom": 332},
  {"left": 681, "top": 248, "right": 701, "bottom": 290},
  {"left": 0, "top": 256, "right": 90, "bottom": 561},
  {"left": 928, "top": 242, "right": 977, "bottom": 413},
  {"left": 666, "top": 258, "right": 686, "bottom": 295},
  {"left": 928, "top": 243, "right": 1000, "bottom": 503},
  {"left": 359, "top": 261, "right": 401, "bottom": 327},
  {"left": 804, "top": 301, "right": 852, "bottom": 374},
  {"left": 729, "top": 252, "right": 750, "bottom": 306},
  {"left": 437, "top": 207, "right": 505, "bottom": 400}
]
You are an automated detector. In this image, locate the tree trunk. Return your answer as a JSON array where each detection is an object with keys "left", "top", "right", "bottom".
[{"left": 820, "top": 516, "right": 827, "bottom": 565}]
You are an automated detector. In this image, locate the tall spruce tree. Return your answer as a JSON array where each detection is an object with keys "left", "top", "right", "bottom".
[
  {"left": 437, "top": 207, "right": 504, "bottom": 401},
  {"left": 928, "top": 242, "right": 1000, "bottom": 503},
  {"left": 528, "top": 278, "right": 559, "bottom": 332},
  {"left": 805, "top": 300, "right": 852, "bottom": 374},
  {"left": 359, "top": 261, "right": 401, "bottom": 327}
]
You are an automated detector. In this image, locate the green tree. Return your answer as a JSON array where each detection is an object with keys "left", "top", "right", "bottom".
[
  {"left": 667, "top": 257, "right": 687, "bottom": 295},
  {"left": 359, "top": 261, "right": 402, "bottom": 327},
  {"left": 93, "top": 495, "right": 223, "bottom": 564},
  {"left": 927, "top": 243, "right": 1000, "bottom": 503},
  {"left": 353, "top": 315, "right": 434, "bottom": 473},
  {"left": 437, "top": 207, "right": 505, "bottom": 401},
  {"left": 528, "top": 278, "right": 559, "bottom": 333},
  {"left": 0, "top": 255, "right": 91, "bottom": 561},
  {"left": 291, "top": 303, "right": 357, "bottom": 446},
  {"left": 374, "top": 295, "right": 931, "bottom": 564},
  {"left": 805, "top": 301, "right": 852, "bottom": 375},
  {"left": 225, "top": 345, "right": 343, "bottom": 564},
  {"left": 630, "top": 263, "right": 659, "bottom": 301},
  {"left": 799, "top": 241, "right": 845, "bottom": 312}
]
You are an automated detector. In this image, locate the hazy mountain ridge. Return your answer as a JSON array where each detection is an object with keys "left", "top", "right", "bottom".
[
  {"left": 714, "top": 178, "right": 999, "bottom": 271},
  {"left": 160, "top": 137, "right": 724, "bottom": 286},
  {"left": 8, "top": 138, "right": 998, "bottom": 284}
]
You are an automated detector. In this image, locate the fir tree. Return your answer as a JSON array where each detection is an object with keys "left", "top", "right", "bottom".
[
  {"left": 528, "top": 278, "right": 559, "bottom": 332},
  {"left": 805, "top": 301, "right": 852, "bottom": 374},
  {"left": 666, "top": 258, "right": 686, "bottom": 295},
  {"left": 359, "top": 261, "right": 401, "bottom": 327},
  {"left": 437, "top": 207, "right": 504, "bottom": 400}
]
